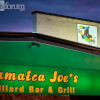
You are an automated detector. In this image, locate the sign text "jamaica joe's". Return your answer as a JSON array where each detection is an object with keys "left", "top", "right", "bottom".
[{"left": 0, "top": 69, "right": 78, "bottom": 95}]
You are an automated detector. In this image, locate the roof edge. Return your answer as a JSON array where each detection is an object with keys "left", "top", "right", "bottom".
[
  {"left": 0, "top": 32, "right": 100, "bottom": 54},
  {"left": 32, "top": 11, "right": 100, "bottom": 23}
]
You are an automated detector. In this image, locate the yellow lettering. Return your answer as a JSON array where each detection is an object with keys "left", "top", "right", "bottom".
[
  {"left": 26, "top": 70, "right": 31, "bottom": 81},
  {"left": 35, "top": 88, "right": 39, "bottom": 93},
  {"left": 67, "top": 87, "right": 69, "bottom": 93},
  {"left": 57, "top": 75, "right": 63, "bottom": 82},
  {"left": 29, "top": 86, "right": 34, "bottom": 93},
  {"left": 17, "top": 73, "right": 25, "bottom": 81},
  {"left": 15, "top": 87, "right": 18, "bottom": 92},
  {"left": 73, "top": 75, "right": 78, "bottom": 83},
  {"left": 2, "top": 85, "right": 4, "bottom": 92},
  {"left": 49, "top": 71, "right": 57, "bottom": 83},
  {"left": 6, "top": 85, "right": 8, "bottom": 92},
  {"left": 69, "top": 73, "right": 73, "bottom": 78},
  {"left": 40, "top": 88, "right": 44, "bottom": 93},
  {"left": 58, "top": 87, "right": 63, "bottom": 93},
  {"left": 38, "top": 74, "right": 45, "bottom": 81},
  {"left": 4, "top": 72, "right": 16, "bottom": 80},
  {"left": 48, "top": 86, "right": 53, "bottom": 93},
  {"left": 0, "top": 85, "right": 1, "bottom": 92},
  {"left": 9, "top": 87, "right": 14, "bottom": 92},
  {"left": 19, "top": 86, "right": 24, "bottom": 93},
  {"left": 73, "top": 87, "right": 75, "bottom": 93},
  {"left": 70, "top": 87, "right": 72, "bottom": 93},
  {"left": 32, "top": 74, "right": 37, "bottom": 81},
  {"left": 64, "top": 88, "right": 66, "bottom": 93},
  {"left": 63, "top": 75, "right": 68, "bottom": 83},
  {"left": 0, "top": 72, "right": 3, "bottom": 80}
]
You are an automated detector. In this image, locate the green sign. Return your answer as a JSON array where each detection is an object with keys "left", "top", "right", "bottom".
[
  {"left": 0, "top": 65, "right": 100, "bottom": 95},
  {"left": 0, "top": 42, "right": 100, "bottom": 95},
  {"left": 0, "top": 42, "right": 100, "bottom": 70}
]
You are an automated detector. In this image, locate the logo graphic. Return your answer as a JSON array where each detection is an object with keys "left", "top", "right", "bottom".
[
  {"left": 0, "top": 0, "right": 25, "bottom": 11},
  {"left": 77, "top": 24, "right": 97, "bottom": 47},
  {"left": 0, "top": 0, "right": 4, "bottom": 11}
]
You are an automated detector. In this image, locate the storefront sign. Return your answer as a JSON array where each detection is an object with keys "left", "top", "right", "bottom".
[
  {"left": 0, "top": 65, "right": 100, "bottom": 95},
  {"left": 0, "top": 42, "right": 100, "bottom": 95}
]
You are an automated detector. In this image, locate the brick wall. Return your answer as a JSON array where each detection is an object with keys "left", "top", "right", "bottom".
[{"left": 0, "top": 94, "right": 70, "bottom": 100}]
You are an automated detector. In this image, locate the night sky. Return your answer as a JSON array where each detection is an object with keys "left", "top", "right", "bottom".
[{"left": 0, "top": 0, "right": 100, "bottom": 32}]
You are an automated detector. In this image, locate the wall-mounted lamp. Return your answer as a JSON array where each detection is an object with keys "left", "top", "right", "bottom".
[{"left": 32, "top": 42, "right": 40, "bottom": 47}]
